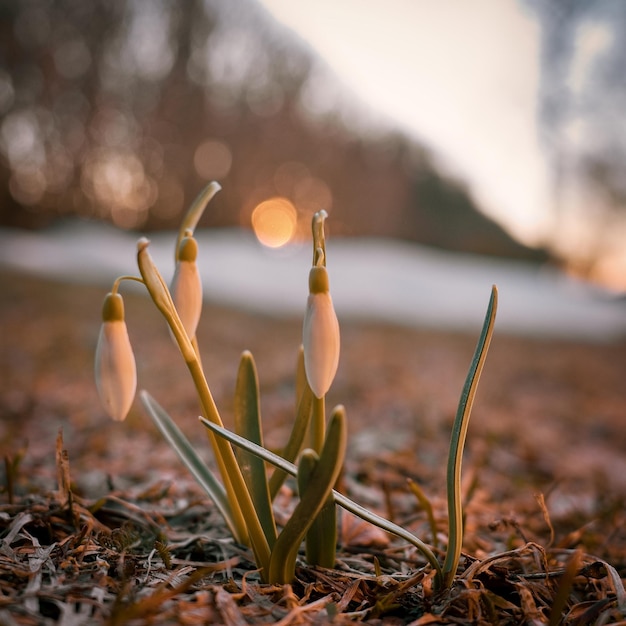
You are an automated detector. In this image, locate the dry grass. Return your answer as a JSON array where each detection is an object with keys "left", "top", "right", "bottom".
[{"left": 1, "top": 457, "right": 624, "bottom": 624}]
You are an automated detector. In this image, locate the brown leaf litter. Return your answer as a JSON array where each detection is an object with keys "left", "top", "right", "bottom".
[{"left": 1, "top": 270, "right": 625, "bottom": 624}]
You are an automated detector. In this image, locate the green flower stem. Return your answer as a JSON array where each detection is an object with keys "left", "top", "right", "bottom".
[
  {"left": 177, "top": 328, "right": 273, "bottom": 577},
  {"left": 295, "top": 345, "right": 306, "bottom": 400},
  {"left": 137, "top": 241, "right": 271, "bottom": 576},
  {"left": 442, "top": 285, "right": 498, "bottom": 588},
  {"left": 310, "top": 395, "right": 326, "bottom": 454},
  {"left": 303, "top": 489, "right": 337, "bottom": 568},
  {"left": 190, "top": 335, "right": 205, "bottom": 371},
  {"left": 184, "top": 357, "right": 250, "bottom": 535},
  {"left": 111, "top": 275, "right": 144, "bottom": 294},
  {"left": 175, "top": 181, "right": 221, "bottom": 257},
  {"left": 304, "top": 396, "right": 338, "bottom": 570}
]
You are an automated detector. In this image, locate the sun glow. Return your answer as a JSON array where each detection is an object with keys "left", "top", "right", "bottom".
[{"left": 251, "top": 197, "right": 298, "bottom": 248}]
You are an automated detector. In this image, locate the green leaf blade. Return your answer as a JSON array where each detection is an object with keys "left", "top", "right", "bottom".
[
  {"left": 442, "top": 285, "right": 498, "bottom": 587},
  {"left": 140, "top": 391, "right": 237, "bottom": 537},
  {"left": 234, "top": 351, "right": 277, "bottom": 548}
]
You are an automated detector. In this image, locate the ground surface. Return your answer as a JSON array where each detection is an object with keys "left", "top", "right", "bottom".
[{"left": 0, "top": 269, "right": 625, "bottom": 624}]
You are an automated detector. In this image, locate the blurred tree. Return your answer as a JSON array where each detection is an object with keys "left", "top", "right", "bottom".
[
  {"left": 523, "top": 0, "right": 626, "bottom": 274},
  {"left": 0, "top": 0, "right": 546, "bottom": 261},
  {"left": 410, "top": 169, "right": 548, "bottom": 260}
]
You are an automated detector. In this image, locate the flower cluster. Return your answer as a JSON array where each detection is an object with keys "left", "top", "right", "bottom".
[{"left": 93, "top": 181, "right": 498, "bottom": 591}]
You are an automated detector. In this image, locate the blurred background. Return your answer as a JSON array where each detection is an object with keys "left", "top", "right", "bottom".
[{"left": 1, "top": 0, "right": 625, "bottom": 291}]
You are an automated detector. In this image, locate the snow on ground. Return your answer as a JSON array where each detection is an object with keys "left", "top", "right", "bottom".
[{"left": 1, "top": 219, "right": 624, "bottom": 341}]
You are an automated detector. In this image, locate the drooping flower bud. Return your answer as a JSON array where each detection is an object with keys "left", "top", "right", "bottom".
[
  {"left": 170, "top": 234, "right": 203, "bottom": 340},
  {"left": 95, "top": 292, "right": 137, "bottom": 421},
  {"left": 303, "top": 265, "right": 340, "bottom": 398}
]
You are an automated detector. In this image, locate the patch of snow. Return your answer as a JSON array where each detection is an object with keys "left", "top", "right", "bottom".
[{"left": 0, "top": 220, "right": 624, "bottom": 341}]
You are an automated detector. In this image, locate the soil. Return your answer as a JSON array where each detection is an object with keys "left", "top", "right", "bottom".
[{"left": 0, "top": 268, "right": 625, "bottom": 624}]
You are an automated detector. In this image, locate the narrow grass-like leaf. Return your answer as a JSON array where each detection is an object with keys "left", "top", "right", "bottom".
[
  {"left": 442, "top": 285, "right": 498, "bottom": 588},
  {"left": 548, "top": 549, "right": 582, "bottom": 626},
  {"left": 234, "top": 351, "right": 276, "bottom": 548},
  {"left": 200, "top": 415, "right": 444, "bottom": 588},
  {"left": 140, "top": 391, "right": 236, "bottom": 537},
  {"left": 268, "top": 407, "right": 346, "bottom": 583},
  {"left": 407, "top": 478, "right": 438, "bottom": 550}
]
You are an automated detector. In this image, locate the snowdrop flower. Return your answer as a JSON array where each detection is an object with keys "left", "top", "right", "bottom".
[
  {"left": 303, "top": 263, "right": 340, "bottom": 398},
  {"left": 95, "top": 292, "right": 137, "bottom": 421},
  {"left": 171, "top": 234, "right": 202, "bottom": 340}
]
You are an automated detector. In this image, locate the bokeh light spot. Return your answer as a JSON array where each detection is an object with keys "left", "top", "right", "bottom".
[
  {"left": 251, "top": 197, "right": 297, "bottom": 248},
  {"left": 80, "top": 148, "right": 156, "bottom": 227},
  {"left": 273, "top": 162, "right": 333, "bottom": 238},
  {"left": 194, "top": 139, "right": 232, "bottom": 180},
  {"left": 54, "top": 39, "right": 91, "bottom": 79},
  {"left": 9, "top": 166, "right": 46, "bottom": 206}
]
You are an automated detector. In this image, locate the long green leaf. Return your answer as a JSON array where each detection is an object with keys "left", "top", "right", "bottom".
[
  {"left": 268, "top": 408, "right": 346, "bottom": 583},
  {"left": 200, "top": 415, "right": 443, "bottom": 588},
  {"left": 442, "top": 285, "right": 498, "bottom": 588},
  {"left": 234, "top": 351, "right": 277, "bottom": 548},
  {"left": 140, "top": 391, "right": 237, "bottom": 537}
]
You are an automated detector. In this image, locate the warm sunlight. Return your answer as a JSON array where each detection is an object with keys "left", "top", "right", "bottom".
[{"left": 251, "top": 197, "right": 298, "bottom": 248}]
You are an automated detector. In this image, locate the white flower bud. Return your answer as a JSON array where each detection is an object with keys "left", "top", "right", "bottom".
[
  {"left": 95, "top": 292, "right": 137, "bottom": 421},
  {"left": 171, "top": 235, "right": 203, "bottom": 340},
  {"left": 303, "top": 266, "right": 340, "bottom": 398}
]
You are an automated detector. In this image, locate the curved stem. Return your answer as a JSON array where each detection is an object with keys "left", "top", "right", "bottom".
[
  {"left": 137, "top": 242, "right": 271, "bottom": 576},
  {"left": 176, "top": 181, "right": 221, "bottom": 256},
  {"left": 111, "top": 275, "right": 144, "bottom": 294}
]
